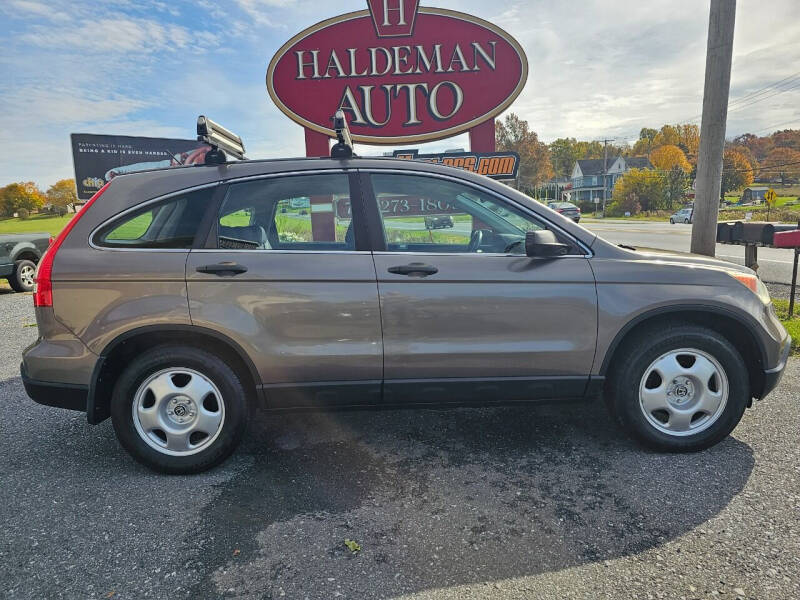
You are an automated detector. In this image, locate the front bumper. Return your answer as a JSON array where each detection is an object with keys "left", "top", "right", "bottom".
[
  {"left": 758, "top": 335, "right": 792, "bottom": 399},
  {"left": 20, "top": 362, "right": 88, "bottom": 412}
]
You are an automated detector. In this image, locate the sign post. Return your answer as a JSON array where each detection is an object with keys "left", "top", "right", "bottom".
[{"left": 765, "top": 187, "right": 777, "bottom": 221}]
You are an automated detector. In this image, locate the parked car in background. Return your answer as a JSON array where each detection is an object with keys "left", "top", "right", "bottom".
[
  {"left": 21, "top": 157, "right": 789, "bottom": 474},
  {"left": 1, "top": 232, "right": 52, "bottom": 292},
  {"left": 548, "top": 201, "right": 581, "bottom": 222},
  {"left": 424, "top": 215, "right": 454, "bottom": 229},
  {"left": 670, "top": 207, "right": 693, "bottom": 224}
]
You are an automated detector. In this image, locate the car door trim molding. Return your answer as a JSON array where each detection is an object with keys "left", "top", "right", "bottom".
[{"left": 357, "top": 168, "right": 593, "bottom": 257}]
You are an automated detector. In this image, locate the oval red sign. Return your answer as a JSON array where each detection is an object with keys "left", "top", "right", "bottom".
[{"left": 266, "top": 6, "right": 528, "bottom": 145}]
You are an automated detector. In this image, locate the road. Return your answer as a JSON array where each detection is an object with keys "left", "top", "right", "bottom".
[
  {"left": 582, "top": 220, "right": 797, "bottom": 284},
  {"left": 1, "top": 290, "right": 798, "bottom": 599}
]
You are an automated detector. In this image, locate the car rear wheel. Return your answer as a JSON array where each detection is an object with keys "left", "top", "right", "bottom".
[
  {"left": 9, "top": 259, "right": 36, "bottom": 292},
  {"left": 111, "top": 346, "right": 248, "bottom": 474},
  {"left": 684, "top": 218, "right": 690, "bottom": 224},
  {"left": 606, "top": 325, "right": 749, "bottom": 451}
]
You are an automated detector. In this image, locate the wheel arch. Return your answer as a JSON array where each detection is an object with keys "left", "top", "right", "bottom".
[
  {"left": 13, "top": 249, "right": 40, "bottom": 263},
  {"left": 599, "top": 305, "right": 767, "bottom": 398},
  {"left": 87, "top": 325, "right": 261, "bottom": 424}
]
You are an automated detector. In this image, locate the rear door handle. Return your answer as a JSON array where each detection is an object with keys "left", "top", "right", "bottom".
[
  {"left": 196, "top": 262, "right": 248, "bottom": 276},
  {"left": 387, "top": 263, "right": 438, "bottom": 277}
]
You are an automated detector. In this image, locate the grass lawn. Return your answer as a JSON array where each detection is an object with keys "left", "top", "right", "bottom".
[
  {"left": 0, "top": 214, "right": 73, "bottom": 236},
  {"left": 772, "top": 298, "right": 800, "bottom": 356}
]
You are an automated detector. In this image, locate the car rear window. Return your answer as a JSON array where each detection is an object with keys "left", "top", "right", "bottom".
[{"left": 94, "top": 187, "right": 215, "bottom": 249}]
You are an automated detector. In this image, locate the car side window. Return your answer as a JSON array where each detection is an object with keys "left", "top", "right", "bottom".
[
  {"left": 217, "top": 174, "right": 355, "bottom": 251},
  {"left": 370, "top": 173, "right": 545, "bottom": 254},
  {"left": 95, "top": 187, "right": 214, "bottom": 249}
]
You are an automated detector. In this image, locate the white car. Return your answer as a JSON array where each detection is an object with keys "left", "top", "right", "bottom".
[{"left": 670, "top": 207, "right": 693, "bottom": 224}]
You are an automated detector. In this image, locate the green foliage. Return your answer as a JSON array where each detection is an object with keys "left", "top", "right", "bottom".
[
  {"left": 17, "top": 208, "right": 29, "bottom": 220},
  {"left": 721, "top": 149, "right": 754, "bottom": 196},
  {"left": 610, "top": 168, "right": 667, "bottom": 213}
]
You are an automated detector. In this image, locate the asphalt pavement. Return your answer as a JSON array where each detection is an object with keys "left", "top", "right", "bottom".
[
  {"left": 1, "top": 289, "right": 798, "bottom": 599},
  {"left": 582, "top": 219, "right": 798, "bottom": 284}
]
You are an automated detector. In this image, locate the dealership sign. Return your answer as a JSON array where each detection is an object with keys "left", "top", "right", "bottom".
[
  {"left": 392, "top": 149, "right": 519, "bottom": 179},
  {"left": 266, "top": 0, "right": 528, "bottom": 145}
]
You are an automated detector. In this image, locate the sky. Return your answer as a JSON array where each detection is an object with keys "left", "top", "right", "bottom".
[{"left": 1, "top": 0, "right": 799, "bottom": 188}]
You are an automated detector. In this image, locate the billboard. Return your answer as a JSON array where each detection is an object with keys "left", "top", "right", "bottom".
[
  {"left": 392, "top": 149, "right": 519, "bottom": 179},
  {"left": 266, "top": 1, "right": 527, "bottom": 145},
  {"left": 70, "top": 133, "right": 210, "bottom": 199}
]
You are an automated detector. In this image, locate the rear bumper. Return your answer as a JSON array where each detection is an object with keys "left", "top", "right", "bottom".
[
  {"left": 20, "top": 362, "right": 88, "bottom": 412},
  {"left": 758, "top": 335, "right": 791, "bottom": 399}
]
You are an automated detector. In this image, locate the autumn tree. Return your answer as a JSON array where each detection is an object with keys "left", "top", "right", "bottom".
[
  {"left": 495, "top": 113, "right": 553, "bottom": 191},
  {"left": 610, "top": 168, "right": 666, "bottom": 213},
  {"left": 675, "top": 123, "right": 700, "bottom": 155},
  {"left": 721, "top": 149, "right": 754, "bottom": 197},
  {"left": 761, "top": 147, "right": 800, "bottom": 184},
  {"left": 649, "top": 144, "right": 691, "bottom": 172},
  {"left": 46, "top": 179, "right": 78, "bottom": 208},
  {"left": 771, "top": 129, "right": 800, "bottom": 152},
  {"left": 549, "top": 137, "right": 584, "bottom": 177},
  {"left": 726, "top": 144, "right": 759, "bottom": 174},
  {"left": 0, "top": 182, "right": 44, "bottom": 217}
]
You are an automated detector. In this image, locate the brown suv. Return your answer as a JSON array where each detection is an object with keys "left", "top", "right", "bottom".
[{"left": 21, "top": 157, "right": 790, "bottom": 473}]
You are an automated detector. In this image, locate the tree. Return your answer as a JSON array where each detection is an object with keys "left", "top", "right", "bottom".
[
  {"left": 662, "top": 166, "right": 690, "bottom": 210},
  {"left": 611, "top": 168, "right": 667, "bottom": 212},
  {"left": 46, "top": 179, "right": 78, "bottom": 208},
  {"left": 771, "top": 129, "right": 800, "bottom": 152},
  {"left": 726, "top": 144, "right": 759, "bottom": 174},
  {"left": 761, "top": 147, "right": 800, "bottom": 184},
  {"left": 0, "top": 182, "right": 45, "bottom": 217},
  {"left": 495, "top": 113, "right": 553, "bottom": 191},
  {"left": 649, "top": 144, "right": 691, "bottom": 172},
  {"left": 676, "top": 123, "right": 700, "bottom": 155},
  {"left": 652, "top": 124, "right": 681, "bottom": 149},
  {"left": 721, "top": 149, "right": 754, "bottom": 196},
  {"left": 549, "top": 137, "right": 584, "bottom": 177}
]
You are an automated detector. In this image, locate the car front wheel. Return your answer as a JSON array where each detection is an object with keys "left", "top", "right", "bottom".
[
  {"left": 9, "top": 259, "right": 36, "bottom": 292},
  {"left": 670, "top": 218, "right": 675, "bottom": 224},
  {"left": 111, "top": 346, "right": 248, "bottom": 474},
  {"left": 606, "top": 325, "right": 749, "bottom": 452}
]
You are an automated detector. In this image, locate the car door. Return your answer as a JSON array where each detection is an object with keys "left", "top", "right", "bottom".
[
  {"left": 186, "top": 171, "right": 383, "bottom": 408},
  {"left": 363, "top": 171, "right": 598, "bottom": 405}
]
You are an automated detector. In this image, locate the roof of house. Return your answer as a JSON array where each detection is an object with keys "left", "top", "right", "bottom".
[
  {"left": 575, "top": 155, "right": 653, "bottom": 175},
  {"left": 575, "top": 158, "right": 615, "bottom": 176},
  {"left": 625, "top": 156, "right": 653, "bottom": 169},
  {"left": 744, "top": 186, "right": 769, "bottom": 191}
]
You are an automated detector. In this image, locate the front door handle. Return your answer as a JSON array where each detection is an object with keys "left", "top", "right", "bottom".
[
  {"left": 387, "top": 263, "right": 438, "bottom": 277},
  {"left": 196, "top": 262, "right": 248, "bottom": 276}
]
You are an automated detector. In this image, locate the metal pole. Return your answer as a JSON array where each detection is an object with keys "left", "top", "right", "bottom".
[
  {"left": 790, "top": 248, "right": 799, "bottom": 318},
  {"left": 691, "top": 0, "right": 736, "bottom": 256}
]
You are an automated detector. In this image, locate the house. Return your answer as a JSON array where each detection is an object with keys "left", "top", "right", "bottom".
[
  {"left": 568, "top": 156, "right": 653, "bottom": 205},
  {"left": 740, "top": 186, "right": 769, "bottom": 204}
]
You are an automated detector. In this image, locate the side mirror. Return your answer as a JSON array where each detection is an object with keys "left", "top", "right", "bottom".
[{"left": 525, "top": 230, "right": 571, "bottom": 257}]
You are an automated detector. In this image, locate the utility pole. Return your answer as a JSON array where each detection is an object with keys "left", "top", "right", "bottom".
[
  {"left": 691, "top": 0, "right": 736, "bottom": 256},
  {"left": 599, "top": 138, "right": 613, "bottom": 217}
]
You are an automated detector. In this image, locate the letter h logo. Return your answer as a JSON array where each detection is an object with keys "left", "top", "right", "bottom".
[{"left": 367, "top": 0, "right": 419, "bottom": 37}]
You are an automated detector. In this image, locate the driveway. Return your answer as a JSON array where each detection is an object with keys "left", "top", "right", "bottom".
[{"left": 0, "top": 290, "right": 798, "bottom": 599}]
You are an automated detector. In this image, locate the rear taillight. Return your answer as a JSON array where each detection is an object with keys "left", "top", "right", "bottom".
[
  {"left": 34, "top": 182, "right": 111, "bottom": 307},
  {"left": 576, "top": 208, "right": 581, "bottom": 213}
]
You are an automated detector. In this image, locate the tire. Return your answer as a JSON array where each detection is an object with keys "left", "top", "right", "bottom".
[
  {"left": 110, "top": 345, "right": 248, "bottom": 474},
  {"left": 670, "top": 218, "right": 674, "bottom": 224},
  {"left": 606, "top": 324, "right": 749, "bottom": 452},
  {"left": 9, "top": 259, "right": 36, "bottom": 292},
  {"left": 685, "top": 218, "right": 690, "bottom": 224}
]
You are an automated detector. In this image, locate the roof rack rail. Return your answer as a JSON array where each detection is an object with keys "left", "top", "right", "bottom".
[
  {"left": 197, "top": 115, "right": 246, "bottom": 164},
  {"left": 330, "top": 110, "right": 355, "bottom": 159}
]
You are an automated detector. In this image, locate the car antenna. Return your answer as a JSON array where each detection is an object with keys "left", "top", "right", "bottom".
[
  {"left": 330, "top": 109, "right": 355, "bottom": 159},
  {"left": 197, "top": 115, "right": 246, "bottom": 164}
]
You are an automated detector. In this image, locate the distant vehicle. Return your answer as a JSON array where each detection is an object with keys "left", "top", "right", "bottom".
[
  {"left": 0, "top": 232, "right": 52, "bottom": 292},
  {"left": 670, "top": 207, "right": 693, "bottom": 224},
  {"left": 548, "top": 202, "right": 581, "bottom": 222},
  {"left": 424, "top": 215, "right": 454, "bottom": 229}
]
